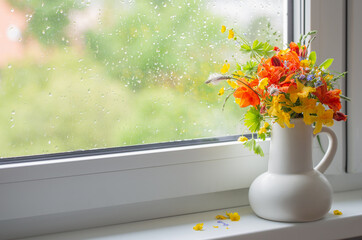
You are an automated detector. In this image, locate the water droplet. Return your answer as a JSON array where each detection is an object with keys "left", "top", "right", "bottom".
[
  {"left": 10, "top": 8, "right": 14, "bottom": 13},
  {"left": 11, "top": 111, "right": 15, "bottom": 115},
  {"left": 8, "top": 64, "right": 12, "bottom": 69}
]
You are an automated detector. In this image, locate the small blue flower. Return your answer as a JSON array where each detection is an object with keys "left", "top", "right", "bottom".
[
  {"left": 315, "top": 80, "right": 323, "bottom": 88},
  {"left": 299, "top": 74, "right": 305, "bottom": 80},
  {"left": 217, "top": 220, "right": 229, "bottom": 226},
  {"left": 299, "top": 56, "right": 302, "bottom": 61},
  {"left": 307, "top": 75, "right": 313, "bottom": 81}
]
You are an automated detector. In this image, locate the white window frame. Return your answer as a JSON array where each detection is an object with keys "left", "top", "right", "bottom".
[{"left": 1, "top": 1, "right": 362, "bottom": 239}]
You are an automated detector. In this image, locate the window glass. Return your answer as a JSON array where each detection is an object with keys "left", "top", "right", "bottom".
[{"left": 0, "top": 0, "right": 284, "bottom": 158}]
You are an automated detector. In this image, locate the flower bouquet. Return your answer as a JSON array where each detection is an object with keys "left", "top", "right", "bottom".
[{"left": 206, "top": 27, "right": 349, "bottom": 156}]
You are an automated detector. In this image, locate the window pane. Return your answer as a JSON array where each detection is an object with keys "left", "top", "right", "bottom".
[{"left": 0, "top": 0, "right": 284, "bottom": 158}]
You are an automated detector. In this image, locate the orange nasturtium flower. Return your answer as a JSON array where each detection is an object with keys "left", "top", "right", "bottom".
[
  {"left": 233, "top": 80, "right": 260, "bottom": 108},
  {"left": 313, "top": 81, "right": 342, "bottom": 112},
  {"left": 193, "top": 223, "right": 204, "bottom": 231},
  {"left": 257, "top": 58, "right": 285, "bottom": 85}
]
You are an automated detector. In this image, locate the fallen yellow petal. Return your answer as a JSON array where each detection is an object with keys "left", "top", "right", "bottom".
[
  {"left": 215, "top": 215, "right": 227, "bottom": 220},
  {"left": 229, "top": 212, "right": 241, "bottom": 221},
  {"left": 333, "top": 210, "right": 343, "bottom": 215},
  {"left": 221, "top": 25, "right": 226, "bottom": 33},
  {"left": 193, "top": 223, "right": 204, "bottom": 231},
  {"left": 213, "top": 226, "right": 219, "bottom": 228}
]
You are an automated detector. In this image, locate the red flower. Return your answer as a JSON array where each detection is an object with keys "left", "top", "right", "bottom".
[
  {"left": 290, "top": 42, "right": 299, "bottom": 55},
  {"left": 333, "top": 111, "right": 347, "bottom": 121},
  {"left": 313, "top": 81, "right": 342, "bottom": 112},
  {"left": 273, "top": 46, "right": 280, "bottom": 51}
]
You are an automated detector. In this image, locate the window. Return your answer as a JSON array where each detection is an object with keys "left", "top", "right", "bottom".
[
  {"left": 2, "top": 1, "right": 358, "bottom": 239},
  {"left": 0, "top": 0, "right": 285, "bottom": 160}
]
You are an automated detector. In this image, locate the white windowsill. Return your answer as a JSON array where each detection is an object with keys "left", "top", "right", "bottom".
[{"left": 22, "top": 189, "right": 362, "bottom": 240}]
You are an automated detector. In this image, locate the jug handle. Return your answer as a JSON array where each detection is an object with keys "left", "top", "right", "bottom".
[{"left": 313, "top": 127, "right": 338, "bottom": 173}]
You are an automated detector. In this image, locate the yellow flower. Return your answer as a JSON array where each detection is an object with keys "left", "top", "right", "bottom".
[
  {"left": 228, "top": 29, "right": 234, "bottom": 39},
  {"left": 288, "top": 81, "right": 316, "bottom": 103},
  {"left": 275, "top": 111, "right": 295, "bottom": 129},
  {"left": 229, "top": 212, "right": 241, "bottom": 221},
  {"left": 258, "top": 78, "right": 269, "bottom": 90},
  {"left": 193, "top": 223, "right": 204, "bottom": 231},
  {"left": 221, "top": 63, "right": 230, "bottom": 74},
  {"left": 291, "top": 98, "right": 317, "bottom": 125},
  {"left": 325, "top": 74, "right": 333, "bottom": 81},
  {"left": 235, "top": 70, "right": 244, "bottom": 77},
  {"left": 333, "top": 210, "right": 343, "bottom": 215},
  {"left": 258, "top": 127, "right": 267, "bottom": 135},
  {"left": 218, "top": 87, "right": 225, "bottom": 96},
  {"left": 300, "top": 59, "right": 311, "bottom": 68},
  {"left": 268, "top": 95, "right": 291, "bottom": 116},
  {"left": 215, "top": 215, "right": 227, "bottom": 220},
  {"left": 221, "top": 25, "right": 226, "bottom": 33},
  {"left": 238, "top": 136, "right": 248, "bottom": 142},
  {"left": 263, "top": 122, "right": 269, "bottom": 128},
  {"left": 227, "top": 80, "right": 238, "bottom": 89},
  {"left": 313, "top": 103, "right": 334, "bottom": 134}
]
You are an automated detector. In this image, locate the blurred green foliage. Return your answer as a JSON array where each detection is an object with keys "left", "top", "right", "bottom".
[
  {"left": 8, "top": 0, "right": 83, "bottom": 45},
  {"left": 0, "top": 0, "right": 280, "bottom": 158}
]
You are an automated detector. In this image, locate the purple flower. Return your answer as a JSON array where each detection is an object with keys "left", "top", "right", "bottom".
[
  {"left": 299, "top": 74, "right": 305, "bottom": 80},
  {"left": 315, "top": 80, "right": 323, "bottom": 88},
  {"left": 307, "top": 75, "right": 313, "bottom": 81}
]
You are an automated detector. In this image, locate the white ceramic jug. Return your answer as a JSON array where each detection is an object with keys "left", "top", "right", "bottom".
[{"left": 249, "top": 118, "right": 337, "bottom": 222}]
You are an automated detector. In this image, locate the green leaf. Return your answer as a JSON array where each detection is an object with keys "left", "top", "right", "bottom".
[
  {"left": 319, "top": 58, "right": 334, "bottom": 70},
  {"left": 240, "top": 44, "right": 251, "bottom": 51},
  {"left": 242, "top": 61, "right": 258, "bottom": 75},
  {"left": 309, "top": 51, "right": 317, "bottom": 65},
  {"left": 254, "top": 143, "right": 264, "bottom": 157},
  {"left": 243, "top": 139, "right": 264, "bottom": 157},
  {"left": 244, "top": 107, "right": 262, "bottom": 132},
  {"left": 236, "top": 63, "right": 241, "bottom": 71},
  {"left": 258, "top": 133, "right": 266, "bottom": 141}
]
